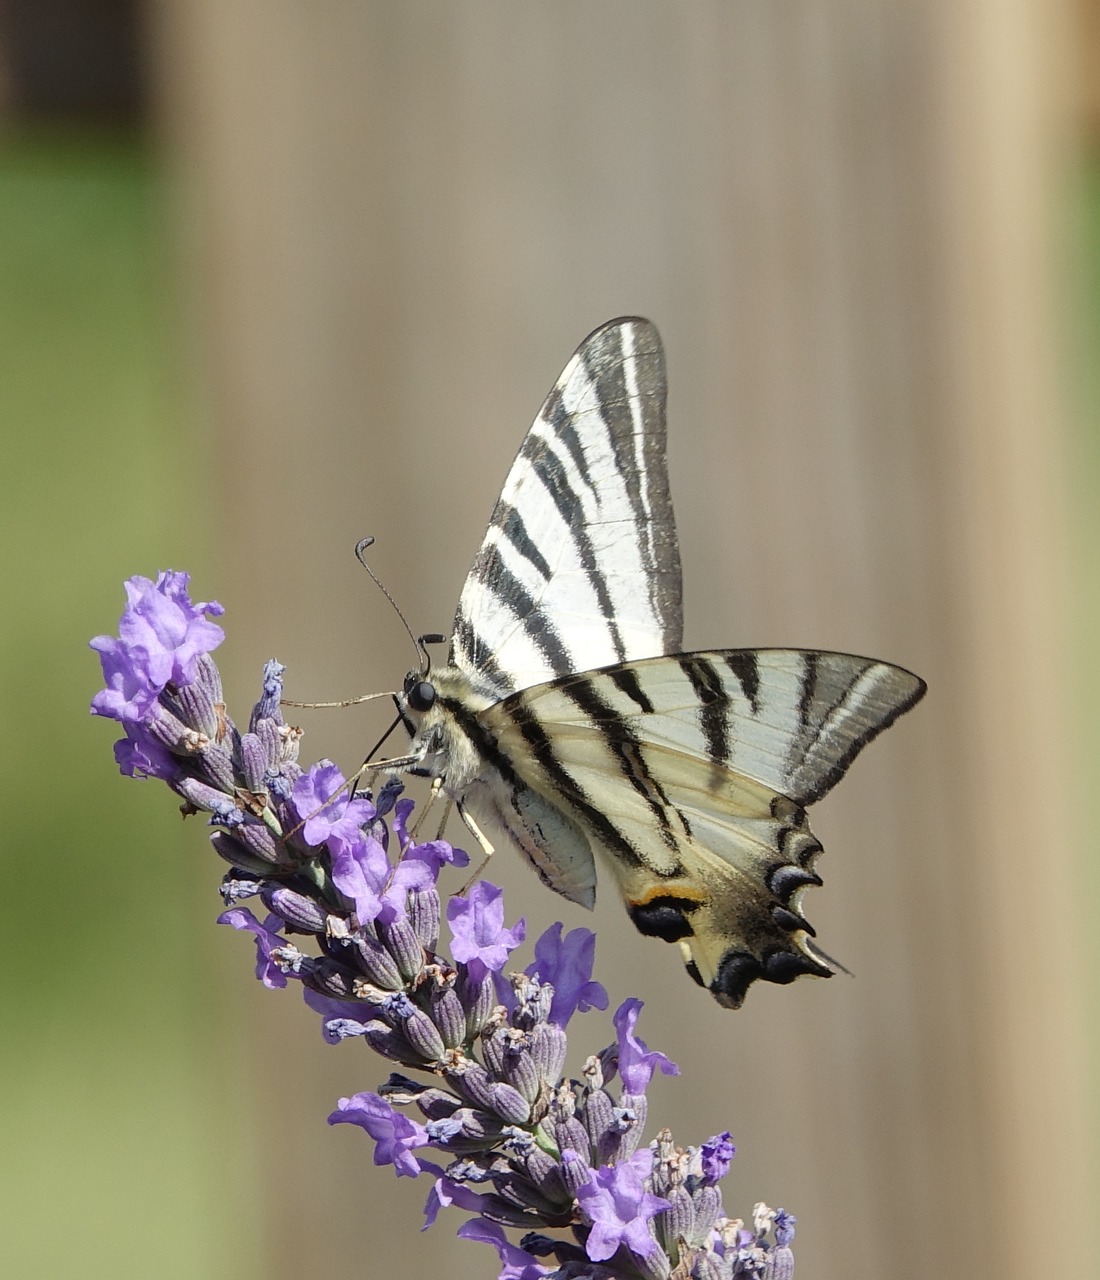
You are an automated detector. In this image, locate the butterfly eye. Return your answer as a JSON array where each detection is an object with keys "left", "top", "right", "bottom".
[{"left": 406, "top": 680, "right": 437, "bottom": 713}]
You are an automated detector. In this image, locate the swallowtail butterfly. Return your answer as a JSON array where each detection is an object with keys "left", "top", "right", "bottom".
[{"left": 391, "top": 318, "right": 925, "bottom": 1008}]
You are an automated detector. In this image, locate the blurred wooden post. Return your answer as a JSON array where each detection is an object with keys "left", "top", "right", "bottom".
[{"left": 150, "top": 4, "right": 1092, "bottom": 1279}]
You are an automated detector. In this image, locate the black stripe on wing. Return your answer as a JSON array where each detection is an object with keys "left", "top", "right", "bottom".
[{"left": 450, "top": 317, "right": 682, "bottom": 698}]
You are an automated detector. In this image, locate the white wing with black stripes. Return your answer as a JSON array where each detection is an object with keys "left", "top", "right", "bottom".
[
  {"left": 450, "top": 318, "right": 682, "bottom": 701},
  {"left": 474, "top": 649, "right": 925, "bottom": 1008},
  {"left": 393, "top": 317, "right": 927, "bottom": 1009}
]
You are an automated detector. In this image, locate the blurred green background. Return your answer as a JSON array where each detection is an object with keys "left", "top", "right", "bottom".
[
  {"left": 3, "top": 6, "right": 1099, "bottom": 1280},
  {"left": 0, "top": 130, "right": 257, "bottom": 1277}
]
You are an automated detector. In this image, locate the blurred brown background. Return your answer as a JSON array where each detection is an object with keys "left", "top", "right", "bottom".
[{"left": 3, "top": 3, "right": 1098, "bottom": 1279}]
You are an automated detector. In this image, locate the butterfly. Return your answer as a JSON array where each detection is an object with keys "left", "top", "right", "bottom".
[{"left": 389, "top": 317, "right": 925, "bottom": 1008}]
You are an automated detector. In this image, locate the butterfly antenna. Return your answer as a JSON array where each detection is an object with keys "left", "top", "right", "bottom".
[{"left": 354, "top": 536, "right": 446, "bottom": 675}]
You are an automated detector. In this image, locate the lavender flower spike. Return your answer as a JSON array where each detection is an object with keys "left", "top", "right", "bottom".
[{"left": 92, "top": 571, "right": 800, "bottom": 1280}]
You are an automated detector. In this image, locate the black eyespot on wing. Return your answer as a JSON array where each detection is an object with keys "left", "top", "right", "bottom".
[
  {"left": 767, "top": 864, "right": 823, "bottom": 904},
  {"left": 711, "top": 945, "right": 833, "bottom": 1009},
  {"left": 406, "top": 681, "right": 436, "bottom": 713},
  {"left": 763, "top": 949, "right": 831, "bottom": 985},
  {"left": 628, "top": 895, "right": 700, "bottom": 943},
  {"left": 710, "top": 952, "right": 763, "bottom": 1010},
  {"left": 771, "top": 905, "right": 815, "bottom": 937}
]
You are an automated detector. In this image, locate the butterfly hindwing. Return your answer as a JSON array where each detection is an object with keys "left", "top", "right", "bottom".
[
  {"left": 450, "top": 317, "right": 682, "bottom": 700},
  {"left": 476, "top": 650, "right": 925, "bottom": 1006}
]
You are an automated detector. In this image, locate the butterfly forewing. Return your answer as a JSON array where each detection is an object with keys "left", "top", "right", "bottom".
[{"left": 450, "top": 318, "right": 682, "bottom": 700}]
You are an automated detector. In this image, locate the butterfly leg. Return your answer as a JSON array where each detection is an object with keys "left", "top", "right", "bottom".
[
  {"left": 455, "top": 801, "right": 495, "bottom": 894},
  {"left": 434, "top": 797, "right": 454, "bottom": 841},
  {"left": 410, "top": 775, "right": 443, "bottom": 838}
]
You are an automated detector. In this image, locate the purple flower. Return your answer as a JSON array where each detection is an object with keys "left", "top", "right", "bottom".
[
  {"left": 423, "top": 1174, "right": 491, "bottom": 1229},
  {"left": 329, "top": 1092, "right": 430, "bottom": 1178},
  {"left": 700, "top": 1130, "right": 736, "bottom": 1184},
  {"left": 89, "top": 634, "right": 163, "bottom": 725},
  {"left": 217, "top": 908, "right": 287, "bottom": 989},
  {"left": 290, "top": 761, "right": 374, "bottom": 848},
  {"left": 392, "top": 798, "right": 470, "bottom": 874},
  {"left": 457, "top": 1219, "right": 552, "bottom": 1280},
  {"left": 527, "top": 923, "right": 608, "bottom": 1027},
  {"left": 612, "top": 998, "right": 679, "bottom": 1094},
  {"left": 112, "top": 725, "right": 180, "bottom": 782},
  {"left": 92, "top": 570, "right": 797, "bottom": 1280},
  {"left": 575, "top": 1147, "right": 672, "bottom": 1262},
  {"left": 447, "top": 881, "right": 526, "bottom": 981}
]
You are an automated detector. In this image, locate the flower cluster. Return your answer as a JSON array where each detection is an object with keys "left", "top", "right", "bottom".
[{"left": 90, "top": 573, "right": 797, "bottom": 1280}]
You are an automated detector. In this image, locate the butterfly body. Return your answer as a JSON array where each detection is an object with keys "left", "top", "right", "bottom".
[{"left": 393, "top": 318, "right": 925, "bottom": 1008}]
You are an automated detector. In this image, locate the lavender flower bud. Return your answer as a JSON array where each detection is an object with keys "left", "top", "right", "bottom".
[
  {"left": 691, "top": 1184, "right": 723, "bottom": 1245},
  {"left": 237, "top": 733, "right": 271, "bottom": 792},
  {"left": 581, "top": 1084, "right": 615, "bottom": 1156},
  {"left": 413, "top": 1089, "right": 463, "bottom": 1121},
  {"left": 427, "top": 975, "right": 467, "bottom": 1050},
  {"left": 617, "top": 1092, "right": 648, "bottom": 1159},
  {"left": 378, "top": 914, "right": 425, "bottom": 983},
  {"left": 528, "top": 1022, "right": 567, "bottom": 1087},
  {"left": 490, "top": 1170, "right": 568, "bottom": 1220},
  {"left": 501, "top": 1039, "right": 542, "bottom": 1105},
  {"left": 480, "top": 1027, "right": 508, "bottom": 1078},
  {"left": 426, "top": 1108, "right": 506, "bottom": 1153},
  {"left": 260, "top": 884, "right": 329, "bottom": 933},
  {"left": 456, "top": 968, "right": 495, "bottom": 1038},
  {"left": 197, "top": 741, "right": 237, "bottom": 793},
  {"left": 220, "top": 875, "right": 261, "bottom": 905},
  {"left": 488, "top": 1082, "right": 532, "bottom": 1125},
  {"left": 173, "top": 674, "right": 222, "bottom": 738},
  {"left": 656, "top": 1186, "right": 695, "bottom": 1256},
  {"left": 557, "top": 1147, "right": 594, "bottom": 1198},
  {"left": 298, "top": 956, "right": 360, "bottom": 1000},
  {"left": 143, "top": 701, "right": 203, "bottom": 752},
  {"left": 515, "top": 1144, "right": 568, "bottom": 1204},
  {"left": 233, "top": 818, "right": 283, "bottom": 865},
  {"left": 394, "top": 1003, "right": 446, "bottom": 1063},
  {"left": 175, "top": 775, "right": 237, "bottom": 815},
  {"left": 691, "top": 1251, "right": 731, "bottom": 1280},
  {"left": 361, "top": 1020, "right": 421, "bottom": 1064},
  {"left": 764, "top": 1244, "right": 794, "bottom": 1280},
  {"left": 349, "top": 932, "right": 403, "bottom": 990},
  {"left": 444, "top": 1057, "right": 492, "bottom": 1110},
  {"left": 209, "top": 830, "right": 277, "bottom": 877},
  {"left": 407, "top": 885, "right": 441, "bottom": 952},
  {"left": 511, "top": 973, "right": 553, "bottom": 1029},
  {"left": 250, "top": 659, "right": 283, "bottom": 727},
  {"left": 635, "top": 1244, "right": 672, "bottom": 1280}
]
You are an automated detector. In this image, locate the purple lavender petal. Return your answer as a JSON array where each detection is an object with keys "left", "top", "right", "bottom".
[
  {"left": 773, "top": 1209, "right": 796, "bottom": 1247},
  {"left": 290, "top": 761, "right": 375, "bottom": 847},
  {"left": 528, "top": 923, "right": 608, "bottom": 1027},
  {"left": 217, "top": 908, "right": 287, "bottom": 989},
  {"left": 303, "top": 989, "right": 375, "bottom": 1044},
  {"left": 112, "top": 726, "right": 180, "bottom": 782},
  {"left": 700, "top": 1131, "right": 736, "bottom": 1184},
  {"left": 447, "top": 882, "right": 526, "bottom": 982},
  {"left": 575, "top": 1148, "right": 672, "bottom": 1262},
  {"left": 393, "top": 797, "right": 470, "bottom": 875},
  {"left": 117, "top": 572, "right": 225, "bottom": 690},
  {"left": 612, "top": 999, "right": 680, "bottom": 1095},
  {"left": 406, "top": 837, "right": 470, "bottom": 875},
  {"left": 328, "top": 826, "right": 390, "bottom": 923},
  {"left": 423, "top": 1174, "right": 491, "bottom": 1229},
  {"left": 328, "top": 1092, "right": 431, "bottom": 1178},
  {"left": 457, "top": 1218, "right": 552, "bottom": 1280},
  {"left": 89, "top": 634, "right": 162, "bottom": 725}
]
